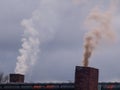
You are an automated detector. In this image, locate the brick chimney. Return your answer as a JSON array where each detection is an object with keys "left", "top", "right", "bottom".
[
  {"left": 75, "top": 66, "right": 99, "bottom": 90},
  {"left": 9, "top": 74, "right": 24, "bottom": 83}
]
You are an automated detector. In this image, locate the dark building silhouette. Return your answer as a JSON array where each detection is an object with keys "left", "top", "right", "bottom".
[
  {"left": 9, "top": 74, "right": 24, "bottom": 83},
  {"left": 75, "top": 66, "right": 99, "bottom": 90}
]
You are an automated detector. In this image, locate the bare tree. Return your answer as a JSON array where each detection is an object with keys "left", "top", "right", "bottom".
[
  {"left": 0, "top": 72, "right": 9, "bottom": 83},
  {"left": 0, "top": 72, "right": 3, "bottom": 83}
]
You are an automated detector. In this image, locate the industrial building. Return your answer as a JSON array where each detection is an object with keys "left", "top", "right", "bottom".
[
  {"left": 0, "top": 66, "right": 119, "bottom": 90},
  {"left": 0, "top": 82, "right": 120, "bottom": 90}
]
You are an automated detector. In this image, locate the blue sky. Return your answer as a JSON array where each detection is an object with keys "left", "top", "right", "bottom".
[{"left": 0, "top": 0, "right": 120, "bottom": 82}]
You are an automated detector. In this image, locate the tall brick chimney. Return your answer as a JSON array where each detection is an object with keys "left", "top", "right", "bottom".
[
  {"left": 9, "top": 74, "right": 24, "bottom": 83},
  {"left": 75, "top": 66, "right": 99, "bottom": 90}
]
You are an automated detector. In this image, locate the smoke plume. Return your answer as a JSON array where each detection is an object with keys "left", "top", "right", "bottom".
[
  {"left": 15, "top": 0, "right": 59, "bottom": 74},
  {"left": 82, "top": 3, "right": 116, "bottom": 67},
  {"left": 15, "top": 19, "right": 40, "bottom": 74}
]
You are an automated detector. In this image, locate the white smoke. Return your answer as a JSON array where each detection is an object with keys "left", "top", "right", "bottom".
[
  {"left": 15, "top": 0, "right": 59, "bottom": 74},
  {"left": 15, "top": 19, "right": 40, "bottom": 74}
]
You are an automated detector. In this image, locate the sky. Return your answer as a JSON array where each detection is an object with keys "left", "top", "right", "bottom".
[{"left": 0, "top": 0, "right": 120, "bottom": 82}]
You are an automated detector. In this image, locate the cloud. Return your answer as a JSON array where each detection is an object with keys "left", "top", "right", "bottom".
[{"left": 0, "top": 0, "right": 120, "bottom": 82}]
